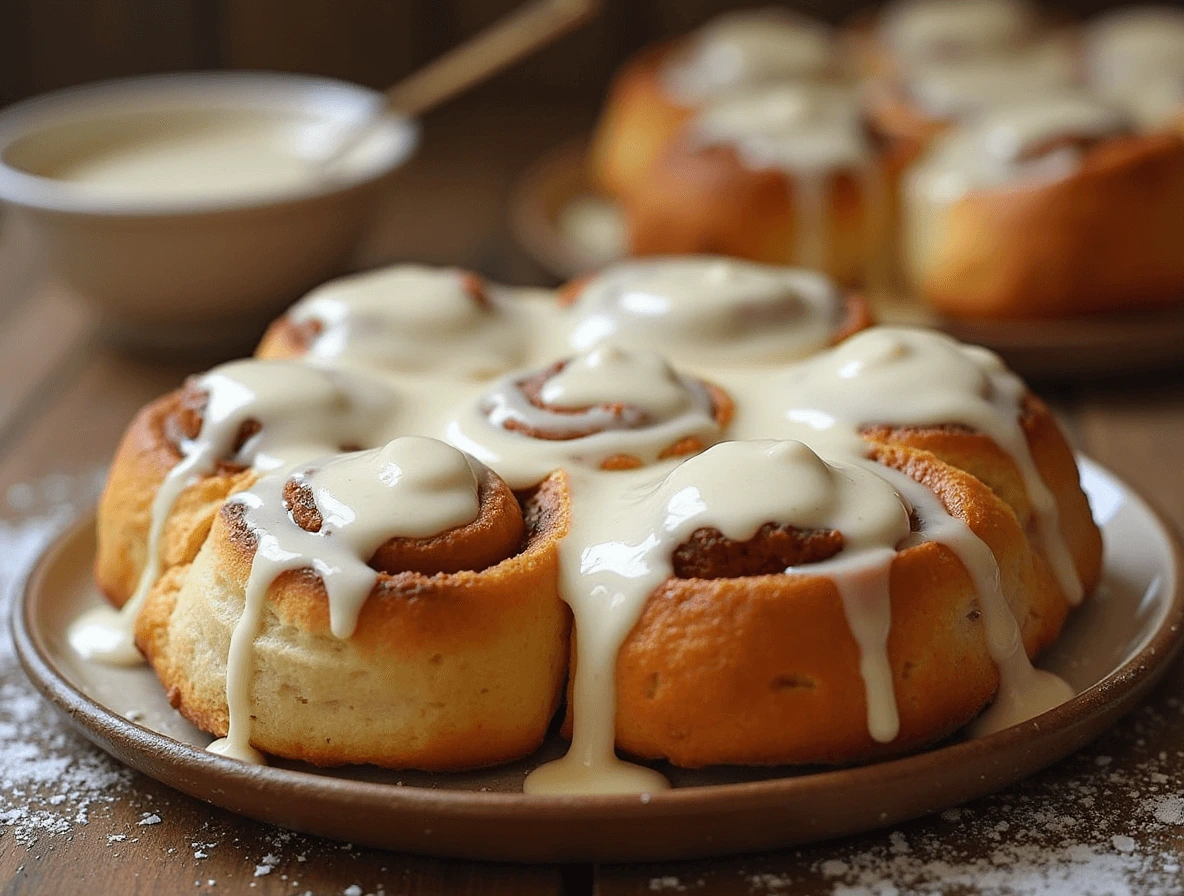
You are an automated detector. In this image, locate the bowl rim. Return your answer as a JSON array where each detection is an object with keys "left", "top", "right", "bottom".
[{"left": 0, "top": 70, "right": 421, "bottom": 217}]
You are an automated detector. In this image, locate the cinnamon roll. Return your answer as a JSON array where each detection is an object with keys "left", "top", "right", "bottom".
[
  {"left": 447, "top": 343, "right": 732, "bottom": 481},
  {"left": 619, "top": 84, "right": 887, "bottom": 285},
  {"left": 80, "top": 360, "right": 397, "bottom": 664},
  {"left": 902, "top": 93, "right": 1184, "bottom": 318},
  {"left": 588, "top": 8, "right": 838, "bottom": 202},
  {"left": 559, "top": 257, "right": 872, "bottom": 367},
  {"left": 526, "top": 439, "right": 1070, "bottom": 782},
  {"left": 135, "top": 437, "right": 571, "bottom": 770},
  {"left": 257, "top": 264, "right": 527, "bottom": 379}
]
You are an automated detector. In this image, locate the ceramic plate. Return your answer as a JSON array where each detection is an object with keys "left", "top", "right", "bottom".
[
  {"left": 509, "top": 140, "right": 1184, "bottom": 380},
  {"left": 12, "top": 458, "right": 1184, "bottom": 862}
]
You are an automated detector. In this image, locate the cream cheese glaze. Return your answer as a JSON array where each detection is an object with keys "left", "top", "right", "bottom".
[
  {"left": 208, "top": 436, "right": 482, "bottom": 763},
  {"left": 78, "top": 260, "right": 1088, "bottom": 790},
  {"left": 906, "top": 93, "right": 1131, "bottom": 204},
  {"left": 1085, "top": 7, "right": 1184, "bottom": 130},
  {"left": 68, "top": 359, "right": 398, "bottom": 665},
  {"left": 880, "top": 0, "right": 1037, "bottom": 63},
  {"left": 564, "top": 257, "right": 847, "bottom": 365},
  {"left": 660, "top": 8, "right": 835, "bottom": 103},
  {"left": 287, "top": 265, "right": 527, "bottom": 378}
]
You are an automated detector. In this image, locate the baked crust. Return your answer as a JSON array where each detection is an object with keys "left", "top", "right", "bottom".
[
  {"left": 135, "top": 471, "right": 572, "bottom": 770},
  {"left": 906, "top": 132, "right": 1184, "bottom": 318},
  {"left": 601, "top": 444, "right": 1071, "bottom": 767}
]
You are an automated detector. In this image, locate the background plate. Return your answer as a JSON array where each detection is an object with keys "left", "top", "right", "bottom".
[
  {"left": 508, "top": 140, "right": 1184, "bottom": 381},
  {"left": 13, "top": 458, "right": 1184, "bottom": 863}
]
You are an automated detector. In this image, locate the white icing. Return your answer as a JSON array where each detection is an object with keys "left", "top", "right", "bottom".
[
  {"left": 73, "top": 259, "right": 1087, "bottom": 789},
  {"left": 750, "top": 327, "right": 1083, "bottom": 606},
  {"left": 1085, "top": 7, "right": 1184, "bottom": 129},
  {"left": 288, "top": 265, "right": 526, "bottom": 378},
  {"left": 564, "top": 257, "right": 845, "bottom": 366},
  {"left": 881, "top": 0, "right": 1037, "bottom": 62},
  {"left": 448, "top": 342, "right": 723, "bottom": 488},
  {"left": 208, "top": 436, "right": 482, "bottom": 763},
  {"left": 661, "top": 9, "right": 835, "bottom": 103},
  {"left": 905, "top": 42, "right": 1078, "bottom": 119},
  {"left": 906, "top": 94, "right": 1131, "bottom": 204},
  {"left": 525, "top": 440, "right": 915, "bottom": 794},
  {"left": 68, "top": 359, "right": 397, "bottom": 665}
]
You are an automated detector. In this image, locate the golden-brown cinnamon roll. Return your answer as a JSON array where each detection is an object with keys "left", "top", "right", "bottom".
[
  {"left": 619, "top": 84, "right": 887, "bottom": 285},
  {"left": 136, "top": 437, "right": 571, "bottom": 770},
  {"left": 589, "top": 9, "right": 838, "bottom": 202},
  {"left": 902, "top": 94, "right": 1184, "bottom": 318},
  {"left": 540, "top": 439, "right": 1071, "bottom": 775},
  {"left": 95, "top": 360, "right": 396, "bottom": 609}
]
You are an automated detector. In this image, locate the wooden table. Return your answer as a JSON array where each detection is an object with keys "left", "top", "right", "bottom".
[{"left": 2, "top": 101, "right": 1183, "bottom": 896}]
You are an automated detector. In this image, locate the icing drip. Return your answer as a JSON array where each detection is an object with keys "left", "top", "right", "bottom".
[
  {"left": 1085, "top": 8, "right": 1184, "bottom": 129},
  {"left": 906, "top": 93, "right": 1131, "bottom": 204},
  {"left": 208, "top": 436, "right": 482, "bottom": 763},
  {"left": 880, "top": 0, "right": 1037, "bottom": 62},
  {"left": 751, "top": 327, "right": 1083, "bottom": 606},
  {"left": 69, "top": 359, "right": 397, "bottom": 666},
  {"left": 524, "top": 440, "right": 915, "bottom": 794},
  {"left": 660, "top": 9, "right": 835, "bottom": 103},
  {"left": 564, "top": 257, "right": 844, "bottom": 366},
  {"left": 75, "top": 258, "right": 1086, "bottom": 788},
  {"left": 288, "top": 264, "right": 526, "bottom": 378},
  {"left": 448, "top": 343, "right": 723, "bottom": 487},
  {"left": 690, "top": 85, "right": 873, "bottom": 271}
]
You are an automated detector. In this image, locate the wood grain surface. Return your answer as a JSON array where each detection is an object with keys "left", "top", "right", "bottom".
[{"left": 1, "top": 98, "right": 1183, "bottom": 895}]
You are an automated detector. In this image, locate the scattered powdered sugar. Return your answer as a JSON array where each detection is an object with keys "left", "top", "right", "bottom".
[{"left": 0, "top": 470, "right": 132, "bottom": 847}]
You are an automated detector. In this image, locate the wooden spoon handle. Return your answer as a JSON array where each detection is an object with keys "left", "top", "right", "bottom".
[{"left": 386, "top": 0, "right": 600, "bottom": 117}]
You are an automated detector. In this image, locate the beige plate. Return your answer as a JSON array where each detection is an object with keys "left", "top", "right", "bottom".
[
  {"left": 509, "top": 140, "right": 1184, "bottom": 380},
  {"left": 12, "top": 458, "right": 1184, "bottom": 863}
]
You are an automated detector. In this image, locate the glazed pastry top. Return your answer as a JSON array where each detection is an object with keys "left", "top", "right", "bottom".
[
  {"left": 81, "top": 259, "right": 1085, "bottom": 792},
  {"left": 1085, "top": 7, "right": 1184, "bottom": 129},
  {"left": 879, "top": 0, "right": 1039, "bottom": 63},
  {"left": 660, "top": 8, "right": 836, "bottom": 102}
]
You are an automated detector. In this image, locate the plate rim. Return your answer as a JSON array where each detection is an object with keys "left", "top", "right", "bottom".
[{"left": 11, "top": 456, "right": 1184, "bottom": 857}]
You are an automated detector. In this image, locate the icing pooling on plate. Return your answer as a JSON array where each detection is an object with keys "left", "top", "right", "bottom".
[
  {"left": 67, "top": 359, "right": 398, "bottom": 665},
  {"left": 287, "top": 265, "right": 527, "bottom": 378},
  {"left": 76, "top": 260, "right": 1087, "bottom": 792},
  {"left": 208, "top": 436, "right": 482, "bottom": 763},
  {"left": 660, "top": 8, "right": 835, "bottom": 103}
]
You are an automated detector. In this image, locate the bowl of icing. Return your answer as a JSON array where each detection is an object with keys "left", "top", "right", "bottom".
[{"left": 0, "top": 72, "right": 419, "bottom": 349}]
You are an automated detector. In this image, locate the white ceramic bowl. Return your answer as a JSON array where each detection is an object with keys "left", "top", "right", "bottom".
[{"left": 0, "top": 72, "right": 419, "bottom": 349}]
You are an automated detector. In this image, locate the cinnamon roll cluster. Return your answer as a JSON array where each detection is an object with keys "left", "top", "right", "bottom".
[
  {"left": 588, "top": 1, "right": 1184, "bottom": 319},
  {"left": 82, "top": 258, "right": 1101, "bottom": 792}
]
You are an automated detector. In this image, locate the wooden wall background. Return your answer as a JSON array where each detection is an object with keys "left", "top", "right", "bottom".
[{"left": 0, "top": 0, "right": 1171, "bottom": 112}]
